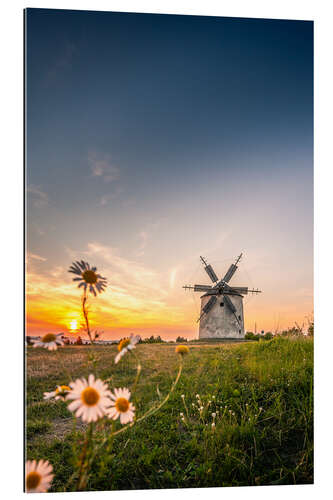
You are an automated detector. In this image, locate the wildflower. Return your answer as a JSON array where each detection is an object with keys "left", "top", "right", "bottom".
[
  {"left": 211, "top": 422, "right": 216, "bottom": 428},
  {"left": 211, "top": 412, "right": 216, "bottom": 418},
  {"left": 32, "top": 333, "right": 64, "bottom": 351},
  {"left": 180, "top": 412, "right": 184, "bottom": 416},
  {"left": 107, "top": 388, "right": 135, "bottom": 424},
  {"left": 25, "top": 460, "right": 53, "bottom": 493},
  {"left": 115, "top": 333, "right": 140, "bottom": 364},
  {"left": 68, "top": 260, "right": 107, "bottom": 296},
  {"left": 181, "top": 394, "right": 185, "bottom": 399},
  {"left": 44, "top": 385, "right": 71, "bottom": 401},
  {"left": 66, "top": 374, "right": 112, "bottom": 423},
  {"left": 175, "top": 345, "right": 190, "bottom": 356},
  {"left": 196, "top": 394, "right": 200, "bottom": 398}
]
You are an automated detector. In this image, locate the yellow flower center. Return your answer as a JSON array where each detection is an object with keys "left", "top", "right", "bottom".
[
  {"left": 42, "top": 333, "right": 56, "bottom": 343},
  {"left": 175, "top": 345, "right": 190, "bottom": 356},
  {"left": 118, "top": 338, "right": 131, "bottom": 352},
  {"left": 81, "top": 387, "right": 100, "bottom": 406},
  {"left": 82, "top": 270, "right": 98, "bottom": 284},
  {"left": 56, "top": 385, "right": 71, "bottom": 395},
  {"left": 26, "top": 471, "right": 41, "bottom": 490},
  {"left": 115, "top": 397, "right": 130, "bottom": 413}
]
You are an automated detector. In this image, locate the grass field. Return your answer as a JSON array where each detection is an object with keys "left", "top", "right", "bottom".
[{"left": 26, "top": 337, "right": 313, "bottom": 491}]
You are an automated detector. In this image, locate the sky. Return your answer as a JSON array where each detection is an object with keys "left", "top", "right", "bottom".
[{"left": 25, "top": 9, "right": 313, "bottom": 340}]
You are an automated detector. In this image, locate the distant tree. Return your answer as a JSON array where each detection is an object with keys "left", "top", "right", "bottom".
[
  {"left": 308, "top": 321, "right": 314, "bottom": 337},
  {"left": 76, "top": 336, "right": 83, "bottom": 345},
  {"left": 245, "top": 332, "right": 254, "bottom": 340},
  {"left": 176, "top": 336, "right": 188, "bottom": 343},
  {"left": 141, "top": 335, "right": 165, "bottom": 344},
  {"left": 26, "top": 336, "right": 33, "bottom": 345},
  {"left": 264, "top": 332, "right": 273, "bottom": 340}
]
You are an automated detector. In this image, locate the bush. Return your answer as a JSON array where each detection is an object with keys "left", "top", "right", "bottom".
[{"left": 176, "top": 336, "right": 188, "bottom": 343}]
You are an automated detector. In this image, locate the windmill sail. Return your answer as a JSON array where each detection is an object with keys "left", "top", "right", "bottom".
[
  {"left": 223, "top": 294, "right": 236, "bottom": 314},
  {"left": 228, "top": 286, "right": 248, "bottom": 295},
  {"left": 222, "top": 264, "right": 238, "bottom": 283},
  {"left": 223, "top": 294, "right": 241, "bottom": 326},
  {"left": 204, "top": 264, "right": 219, "bottom": 283},
  {"left": 203, "top": 295, "right": 217, "bottom": 314},
  {"left": 194, "top": 284, "right": 213, "bottom": 292}
]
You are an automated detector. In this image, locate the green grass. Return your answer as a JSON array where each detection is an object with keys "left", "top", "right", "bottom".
[{"left": 26, "top": 337, "right": 313, "bottom": 490}]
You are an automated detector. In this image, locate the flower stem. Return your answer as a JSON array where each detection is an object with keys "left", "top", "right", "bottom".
[
  {"left": 82, "top": 288, "right": 94, "bottom": 344},
  {"left": 130, "top": 350, "right": 142, "bottom": 399},
  {"left": 113, "top": 358, "right": 183, "bottom": 437}
]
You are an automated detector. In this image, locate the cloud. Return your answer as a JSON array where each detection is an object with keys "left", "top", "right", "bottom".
[
  {"left": 27, "top": 185, "right": 49, "bottom": 208},
  {"left": 28, "top": 253, "right": 47, "bottom": 262},
  {"left": 44, "top": 42, "right": 77, "bottom": 84},
  {"left": 137, "top": 231, "right": 148, "bottom": 256},
  {"left": 88, "top": 152, "right": 120, "bottom": 183}
]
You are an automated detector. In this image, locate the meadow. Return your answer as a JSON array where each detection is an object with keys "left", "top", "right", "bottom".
[{"left": 26, "top": 337, "right": 313, "bottom": 491}]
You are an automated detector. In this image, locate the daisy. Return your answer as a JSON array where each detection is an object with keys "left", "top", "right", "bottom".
[
  {"left": 115, "top": 334, "right": 140, "bottom": 364},
  {"left": 68, "top": 260, "right": 107, "bottom": 296},
  {"left": 44, "top": 385, "right": 71, "bottom": 401},
  {"left": 106, "top": 388, "right": 135, "bottom": 424},
  {"left": 175, "top": 345, "right": 190, "bottom": 356},
  {"left": 66, "top": 374, "right": 112, "bottom": 422},
  {"left": 25, "top": 459, "right": 54, "bottom": 493},
  {"left": 32, "top": 333, "right": 64, "bottom": 351}
]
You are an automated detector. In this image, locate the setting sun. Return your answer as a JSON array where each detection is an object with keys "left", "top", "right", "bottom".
[{"left": 69, "top": 319, "right": 78, "bottom": 332}]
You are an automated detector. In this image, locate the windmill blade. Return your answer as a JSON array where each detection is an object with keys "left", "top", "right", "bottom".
[
  {"left": 197, "top": 295, "right": 217, "bottom": 322},
  {"left": 223, "top": 293, "right": 237, "bottom": 314},
  {"left": 203, "top": 295, "right": 217, "bottom": 314},
  {"left": 222, "top": 263, "right": 238, "bottom": 283},
  {"left": 200, "top": 256, "right": 219, "bottom": 283},
  {"left": 204, "top": 264, "right": 219, "bottom": 283},
  {"left": 194, "top": 284, "right": 213, "bottom": 292},
  {"left": 223, "top": 294, "right": 241, "bottom": 326},
  {"left": 228, "top": 286, "right": 248, "bottom": 295}
]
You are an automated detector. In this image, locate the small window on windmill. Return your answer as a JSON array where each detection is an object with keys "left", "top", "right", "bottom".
[
  {"left": 239, "top": 329, "right": 241, "bottom": 334},
  {"left": 238, "top": 315, "right": 241, "bottom": 320},
  {"left": 220, "top": 302, "right": 224, "bottom": 307}
]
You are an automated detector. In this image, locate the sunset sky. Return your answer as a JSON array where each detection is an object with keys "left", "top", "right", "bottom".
[{"left": 26, "top": 9, "right": 313, "bottom": 340}]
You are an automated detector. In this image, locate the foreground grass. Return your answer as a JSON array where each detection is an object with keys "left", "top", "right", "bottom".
[{"left": 26, "top": 337, "right": 313, "bottom": 490}]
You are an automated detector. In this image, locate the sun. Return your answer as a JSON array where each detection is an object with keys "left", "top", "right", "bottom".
[{"left": 69, "top": 319, "right": 78, "bottom": 332}]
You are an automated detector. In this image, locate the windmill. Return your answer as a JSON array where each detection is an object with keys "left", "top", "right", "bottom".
[{"left": 183, "top": 253, "right": 261, "bottom": 339}]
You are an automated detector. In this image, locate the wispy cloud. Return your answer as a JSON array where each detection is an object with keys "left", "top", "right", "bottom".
[
  {"left": 88, "top": 152, "right": 120, "bottom": 183},
  {"left": 44, "top": 42, "right": 77, "bottom": 84},
  {"left": 137, "top": 231, "right": 148, "bottom": 256},
  {"left": 27, "top": 185, "right": 49, "bottom": 208},
  {"left": 28, "top": 253, "right": 47, "bottom": 262}
]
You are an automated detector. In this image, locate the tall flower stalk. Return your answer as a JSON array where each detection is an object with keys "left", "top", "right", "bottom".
[{"left": 68, "top": 260, "right": 107, "bottom": 344}]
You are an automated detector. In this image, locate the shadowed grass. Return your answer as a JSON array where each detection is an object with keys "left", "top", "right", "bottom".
[{"left": 26, "top": 337, "right": 313, "bottom": 490}]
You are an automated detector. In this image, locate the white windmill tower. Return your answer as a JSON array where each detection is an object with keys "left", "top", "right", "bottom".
[{"left": 183, "top": 253, "right": 261, "bottom": 339}]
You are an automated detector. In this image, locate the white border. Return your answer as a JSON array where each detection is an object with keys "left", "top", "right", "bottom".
[{"left": 1, "top": 1, "right": 333, "bottom": 499}]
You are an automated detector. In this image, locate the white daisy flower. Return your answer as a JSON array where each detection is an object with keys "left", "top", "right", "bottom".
[
  {"left": 66, "top": 374, "right": 112, "bottom": 423},
  {"left": 68, "top": 260, "right": 107, "bottom": 296},
  {"left": 25, "top": 459, "right": 54, "bottom": 493},
  {"left": 32, "top": 333, "right": 64, "bottom": 351},
  {"left": 115, "top": 334, "right": 140, "bottom": 364},
  {"left": 106, "top": 387, "right": 135, "bottom": 424},
  {"left": 43, "top": 385, "right": 71, "bottom": 401}
]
